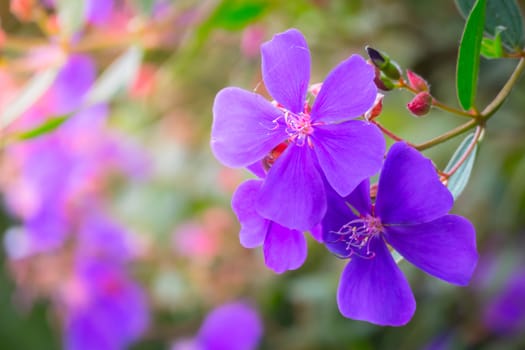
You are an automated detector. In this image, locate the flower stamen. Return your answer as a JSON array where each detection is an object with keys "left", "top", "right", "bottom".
[{"left": 331, "top": 215, "right": 384, "bottom": 259}]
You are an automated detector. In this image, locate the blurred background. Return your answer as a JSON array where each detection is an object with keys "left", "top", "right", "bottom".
[{"left": 0, "top": 0, "right": 524, "bottom": 349}]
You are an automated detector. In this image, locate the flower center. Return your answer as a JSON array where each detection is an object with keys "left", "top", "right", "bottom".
[
  {"left": 332, "top": 215, "right": 384, "bottom": 259},
  {"left": 284, "top": 110, "right": 314, "bottom": 146}
]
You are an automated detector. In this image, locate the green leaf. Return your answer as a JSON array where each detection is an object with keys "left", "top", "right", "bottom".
[
  {"left": 480, "top": 26, "right": 504, "bottom": 59},
  {"left": 445, "top": 133, "right": 479, "bottom": 199},
  {"left": 455, "top": 0, "right": 524, "bottom": 50},
  {"left": 1, "top": 69, "right": 58, "bottom": 129},
  {"left": 16, "top": 115, "right": 69, "bottom": 140},
  {"left": 194, "top": 0, "right": 269, "bottom": 47},
  {"left": 456, "top": 0, "right": 486, "bottom": 111},
  {"left": 206, "top": 0, "right": 269, "bottom": 31},
  {"left": 57, "top": 0, "right": 86, "bottom": 37},
  {"left": 85, "top": 46, "right": 143, "bottom": 105}
]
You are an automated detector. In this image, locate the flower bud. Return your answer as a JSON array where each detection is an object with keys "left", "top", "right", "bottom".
[
  {"left": 407, "top": 91, "right": 432, "bottom": 117},
  {"left": 365, "top": 46, "right": 401, "bottom": 80},
  {"left": 366, "top": 46, "right": 388, "bottom": 70},
  {"left": 406, "top": 70, "right": 429, "bottom": 92},
  {"left": 365, "top": 94, "right": 384, "bottom": 121},
  {"left": 382, "top": 60, "right": 402, "bottom": 80}
]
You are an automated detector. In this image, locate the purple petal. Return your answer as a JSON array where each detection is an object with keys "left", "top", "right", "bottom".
[
  {"left": 211, "top": 87, "right": 287, "bottom": 167},
  {"left": 86, "top": 0, "right": 114, "bottom": 25},
  {"left": 376, "top": 142, "right": 454, "bottom": 225},
  {"left": 231, "top": 180, "right": 268, "bottom": 248},
  {"left": 313, "top": 121, "right": 385, "bottom": 196},
  {"left": 385, "top": 215, "right": 478, "bottom": 286},
  {"left": 65, "top": 260, "right": 149, "bottom": 350},
  {"left": 246, "top": 160, "right": 266, "bottom": 179},
  {"left": 197, "top": 302, "right": 263, "bottom": 350},
  {"left": 337, "top": 237, "right": 416, "bottom": 326},
  {"left": 261, "top": 28, "right": 310, "bottom": 113},
  {"left": 322, "top": 180, "right": 371, "bottom": 257},
  {"left": 256, "top": 145, "right": 325, "bottom": 231},
  {"left": 54, "top": 55, "right": 96, "bottom": 113},
  {"left": 309, "top": 223, "right": 323, "bottom": 243},
  {"left": 311, "top": 55, "right": 377, "bottom": 123},
  {"left": 263, "top": 223, "right": 307, "bottom": 273}
]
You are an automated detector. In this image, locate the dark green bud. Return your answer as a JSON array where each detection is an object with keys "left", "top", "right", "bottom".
[{"left": 366, "top": 46, "right": 402, "bottom": 80}]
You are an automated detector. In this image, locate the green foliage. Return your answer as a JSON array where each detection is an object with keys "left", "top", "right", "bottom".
[
  {"left": 455, "top": 0, "right": 524, "bottom": 50},
  {"left": 480, "top": 27, "right": 504, "bottom": 59},
  {"left": 193, "top": 0, "right": 270, "bottom": 49},
  {"left": 131, "top": 0, "right": 157, "bottom": 16},
  {"left": 445, "top": 133, "right": 479, "bottom": 199},
  {"left": 204, "top": 0, "right": 269, "bottom": 31},
  {"left": 456, "top": 0, "right": 486, "bottom": 110},
  {"left": 15, "top": 116, "right": 69, "bottom": 141}
]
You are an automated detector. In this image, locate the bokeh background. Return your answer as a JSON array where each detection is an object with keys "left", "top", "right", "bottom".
[{"left": 0, "top": 0, "right": 525, "bottom": 349}]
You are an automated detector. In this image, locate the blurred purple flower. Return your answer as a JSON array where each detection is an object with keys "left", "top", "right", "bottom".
[
  {"left": 86, "top": 0, "right": 115, "bottom": 25},
  {"left": 62, "top": 259, "right": 149, "bottom": 350},
  {"left": 172, "top": 301, "right": 263, "bottom": 350},
  {"left": 76, "top": 211, "right": 139, "bottom": 263},
  {"left": 2, "top": 104, "right": 148, "bottom": 254},
  {"left": 11, "top": 54, "right": 95, "bottom": 133},
  {"left": 483, "top": 270, "right": 525, "bottom": 334},
  {"left": 322, "top": 142, "right": 478, "bottom": 326},
  {"left": 211, "top": 28, "right": 384, "bottom": 231}
]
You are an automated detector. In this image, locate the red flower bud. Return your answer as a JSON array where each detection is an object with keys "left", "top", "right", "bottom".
[
  {"left": 407, "top": 92, "right": 432, "bottom": 117},
  {"left": 365, "top": 94, "right": 384, "bottom": 121},
  {"left": 10, "top": 0, "right": 34, "bottom": 22},
  {"left": 406, "top": 70, "right": 429, "bottom": 92}
]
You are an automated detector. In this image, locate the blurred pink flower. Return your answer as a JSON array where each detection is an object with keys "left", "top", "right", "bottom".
[
  {"left": 172, "top": 222, "right": 219, "bottom": 261},
  {"left": 241, "top": 25, "right": 266, "bottom": 58}
]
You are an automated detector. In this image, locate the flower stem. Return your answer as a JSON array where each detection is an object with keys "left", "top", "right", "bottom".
[
  {"left": 481, "top": 57, "right": 525, "bottom": 119},
  {"left": 431, "top": 98, "right": 477, "bottom": 119},
  {"left": 398, "top": 78, "right": 477, "bottom": 119},
  {"left": 414, "top": 119, "right": 478, "bottom": 151},
  {"left": 443, "top": 125, "right": 483, "bottom": 178},
  {"left": 392, "top": 56, "right": 525, "bottom": 152},
  {"left": 371, "top": 121, "right": 416, "bottom": 146}
]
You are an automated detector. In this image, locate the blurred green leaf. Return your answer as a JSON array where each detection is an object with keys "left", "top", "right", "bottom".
[
  {"left": 194, "top": 0, "right": 269, "bottom": 47},
  {"left": 85, "top": 46, "right": 143, "bottom": 105},
  {"left": 205, "top": 0, "right": 269, "bottom": 31},
  {"left": 1, "top": 69, "right": 58, "bottom": 129},
  {"left": 480, "top": 26, "right": 504, "bottom": 59},
  {"left": 131, "top": 0, "right": 157, "bottom": 17},
  {"left": 57, "top": 0, "right": 86, "bottom": 37},
  {"left": 15, "top": 115, "right": 68, "bottom": 141},
  {"left": 445, "top": 133, "right": 479, "bottom": 199},
  {"left": 455, "top": 0, "right": 524, "bottom": 50},
  {"left": 456, "top": 0, "right": 486, "bottom": 111}
]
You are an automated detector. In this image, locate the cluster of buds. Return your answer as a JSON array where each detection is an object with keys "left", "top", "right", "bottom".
[{"left": 366, "top": 46, "right": 433, "bottom": 117}]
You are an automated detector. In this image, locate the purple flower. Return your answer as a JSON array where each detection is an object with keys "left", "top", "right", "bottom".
[
  {"left": 62, "top": 259, "right": 149, "bottom": 350},
  {"left": 322, "top": 142, "right": 478, "bottom": 326},
  {"left": 2, "top": 104, "right": 147, "bottom": 254},
  {"left": 232, "top": 179, "right": 319, "bottom": 273},
  {"left": 211, "top": 28, "right": 385, "bottom": 231},
  {"left": 172, "top": 301, "right": 263, "bottom": 350},
  {"left": 86, "top": 0, "right": 114, "bottom": 25}
]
